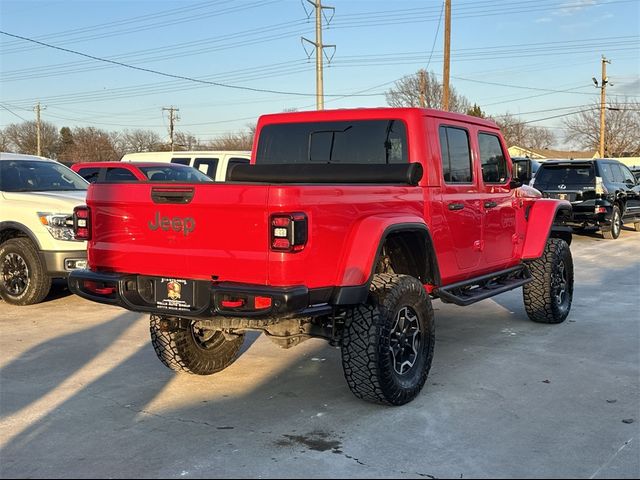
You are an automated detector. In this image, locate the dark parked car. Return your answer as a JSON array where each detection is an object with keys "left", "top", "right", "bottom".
[
  {"left": 532, "top": 159, "right": 640, "bottom": 239},
  {"left": 71, "top": 162, "right": 213, "bottom": 184},
  {"left": 511, "top": 156, "right": 541, "bottom": 185}
]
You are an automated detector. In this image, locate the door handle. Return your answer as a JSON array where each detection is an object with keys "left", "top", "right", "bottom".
[
  {"left": 484, "top": 201, "right": 498, "bottom": 209},
  {"left": 448, "top": 203, "right": 465, "bottom": 211}
]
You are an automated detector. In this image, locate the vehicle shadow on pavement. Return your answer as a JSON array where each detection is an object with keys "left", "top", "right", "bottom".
[
  {"left": 0, "top": 312, "right": 139, "bottom": 420},
  {"left": 0, "top": 302, "right": 527, "bottom": 479}
]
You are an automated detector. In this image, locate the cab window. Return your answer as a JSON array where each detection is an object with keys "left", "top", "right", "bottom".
[
  {"left": 439, "top": 126, "right": 472, "bottom": 183},
  {"left": 478, "top": 133, "right": 508, "bottom": 184}
]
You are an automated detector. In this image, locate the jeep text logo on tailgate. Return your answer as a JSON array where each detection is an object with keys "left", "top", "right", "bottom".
[{"left": 148, "top": 212, "right": 195, "bottom": 236}]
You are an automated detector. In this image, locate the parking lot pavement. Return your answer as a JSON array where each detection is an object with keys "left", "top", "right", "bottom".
[{"left": 1, "top": 232, "right": 639, "bottom": 479}]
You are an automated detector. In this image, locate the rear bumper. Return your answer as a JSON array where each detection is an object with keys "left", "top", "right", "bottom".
[
  {"left": 68, "top": 270, "right": 367, "bottom": 318},
  {"left": 566, "top": 202, "right": 613, "bottom": 228}
]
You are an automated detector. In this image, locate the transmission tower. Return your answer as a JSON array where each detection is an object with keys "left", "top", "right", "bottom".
[{"left": 302, "top": 0, "right": 336, "bottom": 110}]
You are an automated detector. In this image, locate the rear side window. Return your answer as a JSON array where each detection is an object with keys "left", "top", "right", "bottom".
[
  {"left": 193, "top": 158, "right": 218, "bottom": 178},
  {"left": 77, "top": 167, "right": 100, "bottom": 183},
  {"left": 439, "top": 126, "right": 472, "bottom": 183},
  {"left": 478, "top": 133, "right": 508, "bottom": 184},
  {"left": 170, "top": 157, "right": 190, "bottom": 166},
  {"left": 256, "top": 120, "right": 408, "bottom": 164},
  {"left": 535, "top": 164, "right": 595, "bottom": 185},
  {"left": 609, "top": 164, "right": 626, "bottom": 183},
  {"left": 105, "top": 168, "right": 137, "bottom": 182}
]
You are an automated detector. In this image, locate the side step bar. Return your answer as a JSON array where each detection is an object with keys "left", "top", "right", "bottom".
[{"left": 434, "top": 265, "right": 532, "bottom": 306}]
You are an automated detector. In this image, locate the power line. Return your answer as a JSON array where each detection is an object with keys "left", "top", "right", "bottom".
[
  {"left": 0, "top": 30, "right": 319, "bottom": 98},
  {"left": 0, "top": 30, "right": 384, "bottom": 100},
  {"left": 0, "top": 103, "right": 29, "bottom": 122},
  {"left": 0, "top": 0, "right": 280, "bottom": 55}
]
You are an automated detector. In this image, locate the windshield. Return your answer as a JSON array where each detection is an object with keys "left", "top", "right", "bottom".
[
  {"left": 139, "top": 165, "right": 213, "bottom": 183},
  {"left": 534, "top": 164, "right": 595, "bottom": 186},
  {"left": 0, "top": 160, "right": 88, "bottom": 192},
  {"left": 256, "top": 119, "right": 408, "bottom": 164}
]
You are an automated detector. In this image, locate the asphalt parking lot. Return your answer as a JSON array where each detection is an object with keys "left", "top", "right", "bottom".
[{"left": 1, "top": 232, "right": 639, "bottom": 479}]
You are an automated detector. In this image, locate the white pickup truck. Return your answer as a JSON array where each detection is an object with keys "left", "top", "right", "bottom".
[{"left": 0, "top": 153, "right": 88, "bottom": 305}]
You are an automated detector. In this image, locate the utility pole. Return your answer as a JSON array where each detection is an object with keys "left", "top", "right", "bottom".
[
  {"left": 419, "top": 69, "right": 427, "bottom": 108},
  {"left": 162, "top": 106, "right": 179, "bottom": 151},
  {"left": 442, "top": 0, "right": 451, "bottom": 111},
  {"left": 302, "top": 0, "right": 335, "bottom": 110},
  {"left": 33, "top": 102, "right": 44, "bottom": 156},
  {"left": 593, "top": 56, "right": 611, "bottom": 158}
]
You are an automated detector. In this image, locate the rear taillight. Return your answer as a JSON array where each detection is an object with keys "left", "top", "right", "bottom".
[
  {"left": 73, "top": 206, "right": 91, "bottom": 240},
  {"left": 270, "top": 213, "right": 307, "bottom": 252}
]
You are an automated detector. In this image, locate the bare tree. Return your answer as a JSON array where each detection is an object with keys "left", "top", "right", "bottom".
[
  {"left": 70, "top": 127, "right": 120, "bottom": 162},
  {"left": 495, "top": 113, "right": 555, "bottom": 149},
  {"left": 385, "top": 70, "right": 471, "bottom": 113},
  {"left": 121, "top": 129, "right": 163, "bottom": 153},
  {"left": 564, "top": 98, "right": 640, "bottom": 156},
  {"left": 174, "top": 131, "right": 202, "bottom": 151},
  {"left": 209, "top": 124, "right": 255, "bottom": 150},
  {"left": 0, "top": 130, "right": 12, "bottom": 152},
  {"left": 3, "top": 120, "right": 59, "bottom": 157}
]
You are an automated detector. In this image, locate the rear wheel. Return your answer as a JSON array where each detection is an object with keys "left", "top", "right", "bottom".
[
  {"left": 341, "top": 274, "right": 435, "bottom": 406},
  {"left": 0, "top": 238, "right": 51, "bottom": 305},
  {"left": 150, "top": 315, "right": 244, "bottom": 375},
  {"left": 602, "top": 205, "right": 622, "bottom": 239},
  {"left": 523, "top": 238, "right": 573, "bottom": 324}
]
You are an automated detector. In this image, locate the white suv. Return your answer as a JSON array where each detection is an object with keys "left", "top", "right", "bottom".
[
  {"left": 0, "top": 153, "right": 88, "bottom": 305},
  {"left": 120, "top": 150, "right": 250, "bottom": 181}
]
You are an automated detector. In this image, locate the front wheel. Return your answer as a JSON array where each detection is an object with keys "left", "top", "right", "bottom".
[
  {"left": 0, "top": 238, "right": 51, "bottom": 305},
  {"left": 150, "top": 315, "right": 244, "bottom": 375},
  {"left": 341, "top": 274, "right": 435, "bottom": 406},
  {"left": 523, "top": 238, "right": 573, "bottom": 324}
]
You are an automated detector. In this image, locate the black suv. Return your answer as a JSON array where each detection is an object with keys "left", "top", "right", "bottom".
[{"left": 532, "top": 159, "right": 640, "bottom": 239}]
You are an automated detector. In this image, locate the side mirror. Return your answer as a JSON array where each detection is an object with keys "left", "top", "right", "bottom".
[{"left": 509, "top": 178, "right": 523, "bottom": 189}]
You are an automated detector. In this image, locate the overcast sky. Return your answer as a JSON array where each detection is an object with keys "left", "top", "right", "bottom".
[{"left": 1, "top": 0, "right": 638, "bottom": 148}]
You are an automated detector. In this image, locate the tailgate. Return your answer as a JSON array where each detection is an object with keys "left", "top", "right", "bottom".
[{"left": 88, "top": 183, "right": 270, "bottom": 284}]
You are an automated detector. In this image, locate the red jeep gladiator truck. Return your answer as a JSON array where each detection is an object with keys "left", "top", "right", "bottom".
[{"left": 69, "top": 108, "right": 573, "bottom": 406}]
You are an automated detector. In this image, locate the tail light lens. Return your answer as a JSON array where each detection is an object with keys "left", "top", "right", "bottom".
[
  {"left": 270, "top": 213, "right": 307, "bottom": 252},
  {"left": 73, "top": 206, "right": 91, "bottom": 240}
]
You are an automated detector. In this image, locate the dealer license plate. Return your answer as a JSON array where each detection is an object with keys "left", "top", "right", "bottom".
[{"left": 154, "top": 277, "right": 194, "bottom": 311}]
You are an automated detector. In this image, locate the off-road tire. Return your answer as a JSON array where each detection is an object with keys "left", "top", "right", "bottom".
[
  {"left": 0, "top": 238, "right": 51, "bottom": 305},
  {"left": 341, "top": 274, "right": 435, "bottom": 406},
  {"left": 523, "top": 238, "right": 573, "bottom": 324},
  {"left": 150, "top": 315, "right": 244, "bottom": 375},
  {"left": 602, "top": 204, "right": 622, "bottom": 239}
]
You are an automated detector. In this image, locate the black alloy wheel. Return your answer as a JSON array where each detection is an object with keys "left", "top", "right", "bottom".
[
  {"left": 389, "top": 305, "right": 422, "bottom": 376},
  {"left": 2, "top": 252, "right": 29, "bottom": 297}
]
